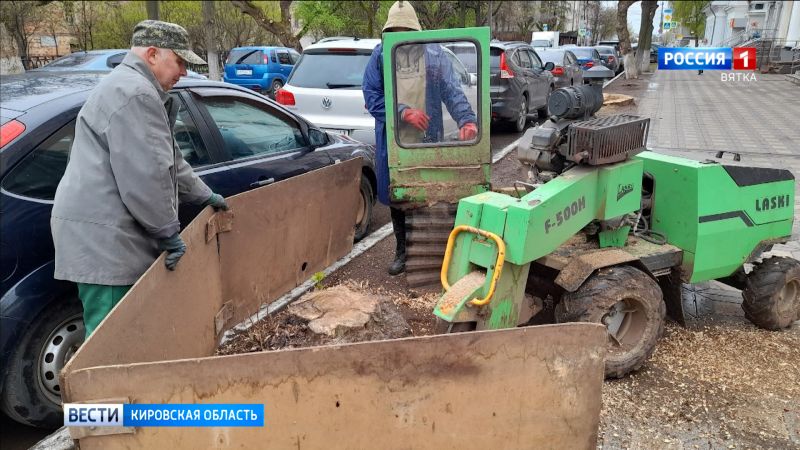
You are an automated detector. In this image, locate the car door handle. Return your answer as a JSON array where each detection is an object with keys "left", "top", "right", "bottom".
[{"left": 250, "top": 177, "right": 275, "bottom": 188}]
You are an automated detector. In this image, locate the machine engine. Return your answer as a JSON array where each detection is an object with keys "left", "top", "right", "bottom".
[{"left": 518, "top": 85, "right": 650, "bottom": 183}]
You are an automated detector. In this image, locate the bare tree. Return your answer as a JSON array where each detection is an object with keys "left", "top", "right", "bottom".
[
  {"left": 0, "top": 0, "right": 47, "bottom": 64},
  {"left": 596, "top": 5, "right": 617, "bottom": 42},
  {"left": 202, "top": 1, "right": 220, "bottom": 80},
  {"left": 636, "top": 0, "right": 658, "bottom": 73},
  {"left": 231, "top": 0, "right": 307, "bottom": 51},
  {"left": 146, "top": 0, "right": 159, "bottom": 20},
  {"left": 616, "top": 0, "right": 637, "bottom": 79}
]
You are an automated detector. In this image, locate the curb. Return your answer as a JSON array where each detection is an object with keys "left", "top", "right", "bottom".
[{"left": 603, "top": 70, "right": 626, "bottom": 88}]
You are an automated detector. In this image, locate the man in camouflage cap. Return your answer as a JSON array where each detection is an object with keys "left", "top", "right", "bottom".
[{"left": 52, "top": 19, "right": 227, "bottom": 337}]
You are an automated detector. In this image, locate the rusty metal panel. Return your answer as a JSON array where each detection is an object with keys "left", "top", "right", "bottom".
[
  {"left": 63, "top": 205, "right": 225, "bottom": 373},
  {"left": 217, "top": 158, "right": 361, "bottom": 325},
  {"left": 63, "top": 161, "right": 361, "bottom": 374},
  {"left": 66, "top": 324, "right": 606, "bottom": 450}
]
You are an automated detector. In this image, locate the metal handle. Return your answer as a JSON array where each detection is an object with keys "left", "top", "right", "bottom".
[
  {"left": 250, "top": 177, "right": 275, "bottom": 188},
  {"left": 440, "top": 225, "right": 506, "bottom": 307}
]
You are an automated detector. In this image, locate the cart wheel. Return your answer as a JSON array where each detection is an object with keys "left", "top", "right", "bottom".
[
  {"left": 742, "top": 256, "right": 800, "bottom": 330},
  {"left": 434, "top": 319, "right": 476, "bottom": 334},
  {"left": 555, "top": 265, "right": 665, "bottom": 378}
]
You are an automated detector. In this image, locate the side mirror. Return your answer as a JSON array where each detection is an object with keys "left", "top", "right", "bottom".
[
  {"left": 543, "top": 61, "right": 555, "bottom": 71},
  {"left": 308, "top": 128, "right": 328, "bottom": 148},
  {"left": 469, "top": 73, "right": 478, "bottom": 86}
]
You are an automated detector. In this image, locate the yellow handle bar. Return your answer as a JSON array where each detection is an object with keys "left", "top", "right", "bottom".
[{"left": 440, "top": 225, "right": 506, "bottom": 307}]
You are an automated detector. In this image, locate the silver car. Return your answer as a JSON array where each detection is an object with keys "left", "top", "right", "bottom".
[
  {"left": 595, "top": 46, "right": 621, "bottom": 74},
  {"left": 537, "top": 49, "right": 584, "bottom": 88}
]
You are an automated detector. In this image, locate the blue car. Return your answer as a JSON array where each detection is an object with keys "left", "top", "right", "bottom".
[
  {"left": 32, "top": 49, "right": 207, "bottom": 79},
  {"left": 223, "top": 46, "right": 300, "bottom": 95},
  {"left": 0, "top": 71, "right": 376, "bottom": 428},
  {"left": 568, "top": 47, "right": 604, "bottom": 70}
]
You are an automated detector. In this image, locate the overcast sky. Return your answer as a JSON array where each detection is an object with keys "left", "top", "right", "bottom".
[{"left": 623, "top": 1, "right": 670, "bottom": 32}]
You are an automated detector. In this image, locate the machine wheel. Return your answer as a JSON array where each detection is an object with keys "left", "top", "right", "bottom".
[
  {"left": 353, "top": 175, "right": 373, "bottom": 242},
  {"left": 536, "top": 86, "right": 553, "bottom": 119},
  {"left": 1, "top": 294, "right": 84, "bottom": 427},
  {"left": 513, "top": 96, "right": 528, "bottom": 132},
  {"left": 434, "top": 319, "right": 476, "bottom": 334},
  {"left": 742, "top": 256, "right": 800, "bottom": 330},
  {"left": 555, "top": 265, "right": 665, "bottom": 378}
]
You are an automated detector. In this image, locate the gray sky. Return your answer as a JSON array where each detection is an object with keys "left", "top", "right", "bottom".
[{"left": 624, "top": 1, "right": 669, "bottom": 33}]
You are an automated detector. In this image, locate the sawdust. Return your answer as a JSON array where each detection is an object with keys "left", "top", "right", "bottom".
[{"left": 598, "top": 318, "right": 800, "bottom": 449}]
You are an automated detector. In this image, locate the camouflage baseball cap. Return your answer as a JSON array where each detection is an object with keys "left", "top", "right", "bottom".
[{"left": 131, "top": 20, "right": 206, "bottom": 65}]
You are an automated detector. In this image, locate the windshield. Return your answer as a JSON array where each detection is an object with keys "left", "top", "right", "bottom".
[
  {"left": 39, "top": 53, "right": 100, "bottom": 69},
  {"left": 538, "top": 51, "right": 564, "bottom": 64},
  {"left": 532, "top": 40, "right": 552, "bottom": 48},
  {"left": 571, "top": 48, "right": 595, "bottom": 59},
  {"left": 288, "top": 52, "right": 372, "bottom": 89},
  {"left": 596, "top": 47, "right": 615, "bottom": 55},
  {"left": 489, "top": 47, "right": 504, "bottom": 69}
]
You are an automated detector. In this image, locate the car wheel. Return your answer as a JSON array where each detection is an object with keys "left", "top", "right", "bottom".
[
  {"left": 271, "top": 79, "right": 283, "bottom": 97},
  {"left": 0, "top": 294, "right": 84, "bottom": 427},
  {"left": 353, "top": 174, "right": 374, "bottom": 242},
  {"left": 513, "top": 95, "right": 528, "bottom": 132}
]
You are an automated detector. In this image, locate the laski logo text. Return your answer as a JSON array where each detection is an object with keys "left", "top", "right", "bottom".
[{"left": 658, "top": 48, "right": 757, "bottom": 71}]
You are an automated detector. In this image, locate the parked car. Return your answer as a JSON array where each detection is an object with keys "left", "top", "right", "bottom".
[
  {"left": 489, "top": 42, "right": 555, "bottom": 132},
  {"left": 537, "top": 49, "right": 583, "bottom": 88},
  {"left": 277, "top": 38, "right": 381, "bottom": 145},
  {"left": 631, "top": 43, "right": 659, "bottom": 63},
  {"left": 442, "top": 42, "right": 478, "bottom": 73},
  {"left": 0, "top": 71, "right": 376, "bottom": 428},
  {"left": 223, "top": 46, "right": 300, "bottom": 96},
  {"left": 569, "top": 47, "right": 604, "bottom": 71},
  {"left": 31, "top": 49, "right": 207, "bottom": 79},
  {"left": 595, "top": 45, "right": 620, "bottom": 74}
]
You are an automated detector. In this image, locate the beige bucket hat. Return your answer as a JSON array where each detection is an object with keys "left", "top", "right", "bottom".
[{"left": 383, "top": 1, "right": 422, "bottom": 32}]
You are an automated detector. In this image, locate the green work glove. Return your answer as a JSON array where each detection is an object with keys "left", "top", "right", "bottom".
[
  {"left": 203, "top": 193, "right": 229, "bottom": 211},
  {"left": 158, "top": 232, "right": 186, "bottom": 271}
]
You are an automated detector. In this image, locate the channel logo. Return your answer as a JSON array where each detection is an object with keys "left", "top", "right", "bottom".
[
  {"left": 64, "top": 403, "right": 265, "bottom": 427},
  {"left": 658, "top": 47, "right": 756, "bottom": 71}
]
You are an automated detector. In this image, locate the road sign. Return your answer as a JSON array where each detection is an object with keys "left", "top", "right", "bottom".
[
  {"left": 579, "top": 28, "right": 586, "bottom": 37},
  {"left": 671, "top": 21, "right": 678, "bottom": 29},
  {"left": 543, "top": 24, "right": 548, "bottom": 31},
  {"left": 664, "top": 14, "right": 672, "bottom": 22},
  {"left": 664, "top": 22, "right": 671, "bottom": 30}
]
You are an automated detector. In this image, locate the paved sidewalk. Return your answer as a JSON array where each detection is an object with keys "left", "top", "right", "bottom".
[
  {"left": 632, "top": 69, "right": 800, "bottom": 253},
  {"left": 618, "top": 69, "right": 800, "bottom": 318}
]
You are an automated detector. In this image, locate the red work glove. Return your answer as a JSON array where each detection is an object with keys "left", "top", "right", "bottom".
[
  {"left": 401, "top": 108, "right": 430, "bottom": 132},
  {"left": 459, "top": 122, "right": 478, "bottom": 141}
]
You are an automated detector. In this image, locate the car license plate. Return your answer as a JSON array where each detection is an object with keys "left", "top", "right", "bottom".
[
  {"left": 236, "top": 69, "right": 253, "bottom": 76},
  {"left": 323, "top": 128, "right": 350, "bottom": 136}
]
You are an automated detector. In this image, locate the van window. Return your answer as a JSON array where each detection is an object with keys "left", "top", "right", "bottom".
[
  {"left": 2, "top": 120, "right": 75, "bottom": 200},
  {"left": 227, "top": 49, "right": 263, "bottom": 65},
  {"left": 277, "top": 51, "right": 291, "bottom": 65}
]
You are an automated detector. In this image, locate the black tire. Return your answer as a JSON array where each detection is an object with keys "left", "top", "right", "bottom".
[
  {"left": 271, "top": 79, "right": 283, "bottom": 97},
  {"left": 536, "top": 86, "right": 553, "bottom": 119},
  {"left": 434, "top": 319, "right": 476, "bottom": 334},
  {"left": 1, "top": 294, "right": 84, "bottom": 427},
  {"left": 742, "top": 256, "right": 800, "bottom": 330},
  {"left": 512, "top": 95, "right": 528, "bottom": 132},
  {"left": 353, "top": 175, "right": 373, "bottom": 242},
  {"left": 555, "top": 265, "right": 665, "bottom": 378}
]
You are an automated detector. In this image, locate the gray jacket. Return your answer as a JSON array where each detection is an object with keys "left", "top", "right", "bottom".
[{"left": 51, "top": 52, "right": 212, "bottom": 285}]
